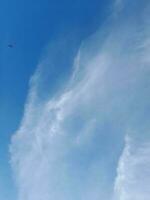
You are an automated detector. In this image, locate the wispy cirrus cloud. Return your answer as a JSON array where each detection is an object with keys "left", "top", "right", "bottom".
[
  {"left": 10, "top": 0, "right": 150, "bottom": 200},
  {"left": 114, "top": 135, "right": 150, "bottom": 200}
]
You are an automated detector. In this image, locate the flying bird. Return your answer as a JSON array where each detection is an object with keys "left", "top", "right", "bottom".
[{"left": 8, "top": 44, "right": 14, "bottom": 48}]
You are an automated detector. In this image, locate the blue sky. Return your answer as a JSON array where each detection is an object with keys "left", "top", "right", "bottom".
[{"left": 1, "top": 0, "right": 150, "bottom": 200}]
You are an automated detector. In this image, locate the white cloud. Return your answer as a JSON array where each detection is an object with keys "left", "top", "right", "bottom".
[
  {"left": 114, "top": 135, "right": 150, "bottom": 200},
  {"left": 10, "top": 0, "right": 150, "bottom": 200}
]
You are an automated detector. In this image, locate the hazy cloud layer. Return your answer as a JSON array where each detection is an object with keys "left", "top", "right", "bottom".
[{"left": 10, "top": 0, "right": 150, "bottom": 199}]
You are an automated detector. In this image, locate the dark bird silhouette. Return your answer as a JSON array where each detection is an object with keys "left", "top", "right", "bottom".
[{"left": 8, "top": 44, "right": 14, "bottom": 48}]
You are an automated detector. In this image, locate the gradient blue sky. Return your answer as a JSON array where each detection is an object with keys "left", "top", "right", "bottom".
[
  {"left": 1, "top": 0, "right": 150, "bottom": 200},
  {"left": 0, "top": 0, "right": 111, "bottom": 199}
]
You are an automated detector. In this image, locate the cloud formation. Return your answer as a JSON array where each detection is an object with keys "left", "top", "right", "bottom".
[
  {"left": 114, "top": 135, "right": 150, "bottom": 200},
  {"left": 10, "top": 0, "right": 150, "bottom": 199}
]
